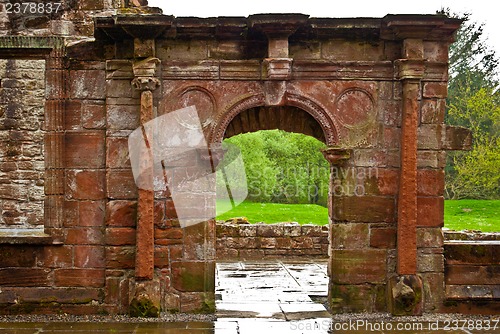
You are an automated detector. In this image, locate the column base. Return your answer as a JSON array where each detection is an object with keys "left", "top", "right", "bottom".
[
  {"left": 129, "top": 278, "right": 161, "bottom": 317},
  {"left": 388, "top": 274, "right": 423, "bottom": 316}
]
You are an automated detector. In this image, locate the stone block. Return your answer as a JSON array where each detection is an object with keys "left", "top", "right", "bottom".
[
  {"left": 417, "top": 228, "right": 444, "bottom": 248},
  {"left": 64, "top": 132, "right": 105, "bottom": 168},
  {"left": 423, "top": 82, "right": 447, "bottom": 98},
  {"left": 105, "top": 246, "right": 135, "bottom": 269},
  {"left": 257, "top": 224, "right": 284, "bottom": 237},
  {"left": 417, "top": 169, "right": 444, "bottom": 196},
  {"left": 179, "top": 291, "right": 215, "bottom": 313},
  {"left": 370, "top": 227, "right": 397, "bottom": 249},
  {"left": 42, "top": 246, "right": 73, "bottom": 268},
  {"left": 238, "top": 249, "right": 265, "bottom": 260},
  {"left": 417, "top": 124, "right": 444, "bottom": 150},
  {"left": 55, "top": 269, "right": 105, "bottom": 287},
  {"left": 155, "top": 227, "right": 183, "bottom": 240},
  {"left": 301, "top": 225, "right": 323, "bottom": 236},
  {"left": 330, "top": 283, "right": 386, "bottom": 313},
  {"left": 420, "top": 99, "right": 445, "bottom": 124},
  {"left": 418, "top": 252, "right": 444, "bottom": 273},
  {"left": 283, "top": 224, "right": 302, "bottom": 237},
  {"left": 0, "top": 268, "right": 51, "bottom": 286},
  {"left": 106, "top": 137, "right": 131, "bottom": 168},
  {"left": 258, "top": 237, "right": 275, "bottom": 249},
  {"left": 424, "top": 41, "right": 449, "bottom": 62},
  {"left": 106, "top": 228, "right": 136, "bottom": 246},
  {"left": 70, "top": 70, "right": 106, "bottom": 99},
  {"left": 445, "top": 265, "right": 500, "bottom": 285},
  {"left": 105, "top": 200, "right": 137, "bottom": 227},
  {"left": 331, "top": 249, "right": 387, "bottom": 284},
  {"left": 417, "top": 196, "right": 444, "bottom": 227},
  {"left": 216, "top": 224, "right": 239, "bottom": 237},
  {"left": 333, "top": 196, "right": 396, "bottom": 223},
  {"left": 7, "top": 287, "right": 102, "bottom": 304},
  {"left": 421, "top": 272, "right": 445, "bottom": 312},
  {"left": 171, "top": 261, "right": 215, "bottom": 292},
  {"left": 154, "top": 246, "right": 169, "bottom": 268},
  {"left": 331, "top": 223, "right": 369, "bottom": 249},
  {"left": 66, "top": 227, "right": 104, "bottom": 245},
  {"left": 445, "top": 242, "right": 499, "bottom": 265},
  {"left": 290, "top": 236, "right": 313, "bottom": 249},
  {"left": 66, "top": 169, "right": 106, "bottom": 200},
  {"left": 443, "top": 126, "right": 472, "bottom": 150},
  {"left": 82, "top": 103, "right": 105, "bottom": 129},
  {"left": 64, "top": 100, "right": 82, "bottom": 130},
  {"left": 417, "top": 150, "right": 446, "bottom": 168},
  {"left": 0, "top": 246, "right": 40, "bottom": 267},
  {"left": 106, "top": 169, "right": 138, "bottom": 199},
  {"left": 239, "top": 224, "right": 257, "bottom": 237},
  {"left": 74, "top": 245, "right": 105, "bottom": 269},
  {"left": 106, "top": 104, "right": 140, "bottom": 130}
]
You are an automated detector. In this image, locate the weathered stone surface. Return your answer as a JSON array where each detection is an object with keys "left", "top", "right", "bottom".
[
  {"left": 330, "top": 223, "right": 369, "bottom": 249},
  {"left": 55, "top": 269, "right": 105, "bottom": 287},
  {"left": 445, "top": 265, "right": 500, "bottom": 285},
  {"left": 171, "top": 261, "right": 215, "bottom": 292},
  {"left": 331, "top": 249, "right": 387, "bottom": 284},
  {"left": 105, "top": 200, "right": 137, "bottom": 227},
  {"left": 333, "top": 196, "right": 396, "bottom": 223},
  {"left": 417, "top": 196, "right": 444, "bottom": 227}
]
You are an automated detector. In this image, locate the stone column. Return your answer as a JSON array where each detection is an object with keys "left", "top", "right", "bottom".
[
  {"left": 390, "top": 39, "right": 425, "bottom": 315},
  {"left": 130, "top": 57, "right": 161, "bottom": 316}
]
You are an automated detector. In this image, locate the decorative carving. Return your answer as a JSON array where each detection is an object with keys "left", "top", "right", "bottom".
[
  {"left": 132, "top": 77, "right": 160, "bottom": 91},
  {"left": 334, "top": 88, "right": 376, "bottom": 130},
  {"left": 210, "top": 94, "right": 266, "bottom": 143},
  {"left": 175, "top": 86, "right": 216, "bottom": 128},
  {"left": 286, "top": 93, "right": 339, "bottom": 146},
  {"left": 263, "top": 58, "right": 292, "bottom": 80},
  {"left": 321, "top": 147, "right": 352, "bottom": 165},
  {"left": 210, "top": 91, "right": 338, "bottom": 147}
]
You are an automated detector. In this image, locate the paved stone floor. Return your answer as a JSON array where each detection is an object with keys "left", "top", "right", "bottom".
[{"left": 0, "top": 260, "right": 497, "bottom": 333}]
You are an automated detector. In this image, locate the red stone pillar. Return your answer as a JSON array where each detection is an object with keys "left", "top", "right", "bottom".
[
  {"left": 130, "top": 58, "right": 161, "bottom": 316},
  {"left": 390, "top": 39, "right": 425, "bottom": 315}
]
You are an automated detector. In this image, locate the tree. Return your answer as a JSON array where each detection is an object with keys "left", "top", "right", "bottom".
[{"left": 443, "top": 10, "right": 500, "bottom": 199}]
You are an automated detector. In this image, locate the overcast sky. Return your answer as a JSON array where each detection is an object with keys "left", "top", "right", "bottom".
[{"left": 148, "top": 0, "right": 499, "bottom": 56}]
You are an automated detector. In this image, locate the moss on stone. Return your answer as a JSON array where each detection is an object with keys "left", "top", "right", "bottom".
[{"left": 129, "top": 297, "right": 159, "bottom": 317}]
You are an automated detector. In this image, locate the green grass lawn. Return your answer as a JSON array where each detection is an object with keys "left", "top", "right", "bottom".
[
  {"left": 444, "top": 199, "right": 500, "bottom": 233},
  {"left": 216, "top": 201, "right": 329, "bottom": 225},
  {"left": 217, "top": 199, "right": 500, "bottom": 232}
]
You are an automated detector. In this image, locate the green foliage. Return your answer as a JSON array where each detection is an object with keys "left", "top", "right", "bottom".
[
  {"left": 444, "top": 200, "right": 500, "bottom": 232},
  {"left": 444, "top": 10, "right": 500, "bottom": 199},
  {"left": 216, "top": 201, "right": 328, "bottom": 225},
  {"left": 222, "top": 130, "right": 329, "bottom": 206},
  {"left": 446, "top": 87, "right": 500, "bottom": 199}
]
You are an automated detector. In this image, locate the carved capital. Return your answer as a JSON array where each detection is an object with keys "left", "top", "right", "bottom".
[
  {"left": 132, "top": 77, "right": 160, "bottom": 91},
  {"left": 321, "top": 147, "right": 351, "bottom": 165},
  {"left": 395, "top": 59, "right": 425, "bottom": 81},
  {"left": 263, "top": 58, "right": 292, "bottom": 80}
]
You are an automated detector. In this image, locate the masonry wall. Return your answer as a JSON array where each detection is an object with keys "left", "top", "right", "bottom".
[
  {"left": 0, "top": 59, "right": 45, "bottom": 230},
  {"left": 216, "top": 223, "right": 329, "bottom": 260},
  {"left": 443, "top": 231, "right": 500, "bottom": 314},
  {"left": 0, "top": 10, "right": 476, "bottom": 316}
]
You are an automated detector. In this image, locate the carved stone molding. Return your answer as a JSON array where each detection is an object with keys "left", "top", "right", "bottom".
[{"left": 132, "top": 77, "right": 160, "bottom": 91}]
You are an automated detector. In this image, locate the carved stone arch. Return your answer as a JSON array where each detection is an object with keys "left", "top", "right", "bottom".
[
  {"left": 209, "top": 93, "right": 266, "bottom": 144},
  {"left": 209, "top": 92, "right": 338, "bottom": 146},
  {"left": 285, "top": 93, "right": 339, "bottom": 146}
]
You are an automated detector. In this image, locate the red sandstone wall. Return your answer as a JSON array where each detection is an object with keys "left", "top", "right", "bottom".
[{"left": 216, "top": 223, "right": 329, "bottom": 260}]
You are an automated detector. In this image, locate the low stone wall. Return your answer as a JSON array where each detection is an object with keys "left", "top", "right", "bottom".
[
  {"left": 216, "top": 222, "right": 329, "bottom": 260},
  {"left": 443, "top": 231, "right": 500, "bottom": 314}
]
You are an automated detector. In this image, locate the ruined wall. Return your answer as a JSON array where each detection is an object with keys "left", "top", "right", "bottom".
[
  {"left": 0, "top": 59, "right": 45, "bottom": 230},
  {"left": 0, "top": 11, "right": 479, "bottom": 316},
  {"left": 443, "top": 231, "right": 500, "bottom": 314},
  {"left": 216, "top": 223, "right": 329, "bottom": 260}
]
